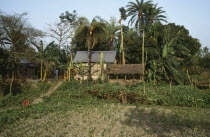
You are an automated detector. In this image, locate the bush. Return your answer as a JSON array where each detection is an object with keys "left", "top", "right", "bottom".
[
  {"left": 0, "top": 94, "right": 26, "bottom": 108},
  {"left": 2, "top": 80, "right": 22, "bottom": 96},
  {"left": 85, "top": 83, "right": 210, "bottom": 108},
  {"left": 0, "top": 81, "right": 51, "bottom": 108}
]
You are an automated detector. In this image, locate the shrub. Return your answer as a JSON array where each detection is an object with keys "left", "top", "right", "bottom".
[
  {"left": 84, "top": 83, "right": 210, "bottom": 108},
  {"left": 0, "top": 94, "right": 26, "bottom": 108}
]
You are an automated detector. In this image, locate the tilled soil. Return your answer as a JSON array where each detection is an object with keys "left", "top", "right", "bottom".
[{"left": 1, "top": 104, "right": 209, "bottom": 137}]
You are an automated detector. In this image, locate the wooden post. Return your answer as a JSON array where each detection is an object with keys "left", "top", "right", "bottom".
[{"left": 142, "top": 29, "right": 145, "bottom": 94}]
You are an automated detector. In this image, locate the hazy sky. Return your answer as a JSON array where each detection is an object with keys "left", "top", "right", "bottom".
[{"left": 1, "top": 0, "right": 210, "bottom": 48}]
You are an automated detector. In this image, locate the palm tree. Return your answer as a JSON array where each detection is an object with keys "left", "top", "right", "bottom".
[
  {"left": 145, "top": 4, "right": 167, "bottom": 26},
  {"left": 75, "top": 18, "right": 107, "bottom": 80},
  {"left": 127, "top": 0, "right": 153, "bottom": 87},
  {"left": 107, "top": 17, "right": 120, "bottom": 50},
  {"left": 94, "top": 16, "right": 120, "bottom": 50},
  {"left": 126, "top": 0, "right": 152, "bottom": 30}
]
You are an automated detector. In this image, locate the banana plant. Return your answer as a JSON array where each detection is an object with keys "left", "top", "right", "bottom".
[
  {"left": 32, "top": 40, "right": 56, "bottom": 81},
  {"left": 99, "top": 52, "right": 104, "bottom": 79},
  {"left": 59, "top": 55, "right": 74, "bottom": 81}
]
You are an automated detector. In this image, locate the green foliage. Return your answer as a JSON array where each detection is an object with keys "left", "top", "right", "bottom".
[
  {"left": 119, "top": 7, "right": 127, "bottom": 20},
  {"left": 2, "top": 80, "right": 22, "bottom": 95},
  {"left": 75, "top": 18, "right": 108, "bottom": 49},
  {"left": 137, "top": 85, "right": 209, "bottom": 108}
]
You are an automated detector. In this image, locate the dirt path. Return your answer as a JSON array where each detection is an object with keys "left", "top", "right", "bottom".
[{"left": 32, "top": 81, "right": 63, "bottom": 104}]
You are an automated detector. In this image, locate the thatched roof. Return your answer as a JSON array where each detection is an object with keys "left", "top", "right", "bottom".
[
  {"left": 73, "top": 51, "right": 116, "bottom": 63},
  {"left": 106, "top": 64, "right": 143, "bottom": 74}
]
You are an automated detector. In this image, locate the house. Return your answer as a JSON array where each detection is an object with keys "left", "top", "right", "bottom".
[
  {"left": 20, "top": 59, "right": 38, "bottom": 79},
  {"left": 73, "top": 51, "right": 117, "bottom": 80}
]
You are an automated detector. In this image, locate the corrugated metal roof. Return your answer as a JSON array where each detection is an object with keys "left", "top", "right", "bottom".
[
  {"left": 20, "top": 59, "right": 31, "bottom": 64},
  {"left": 73, "top": 51, "right": 117, "bottom": 63}
]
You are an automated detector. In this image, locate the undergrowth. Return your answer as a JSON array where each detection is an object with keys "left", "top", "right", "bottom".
[
  {"left": 0, "top": 80, "right": 103, "bottom": 130},
  {"left": 0, "top": 81, "right": 51, "bottom": 108}
]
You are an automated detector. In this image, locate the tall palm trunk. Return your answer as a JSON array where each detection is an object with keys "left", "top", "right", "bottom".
[
  {"left": 87, "top": 37, "right": 92, "bottom": 81},
  {"left": 142, "top": 29, "right": 145, "bottom": 94},
  {"left": 119, "top": 18, "right": 125, "bottom": 64}
]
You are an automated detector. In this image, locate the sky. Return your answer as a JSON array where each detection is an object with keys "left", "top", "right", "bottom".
[{"left": 1, "top": 0, "right": 210, "bottom": 49}]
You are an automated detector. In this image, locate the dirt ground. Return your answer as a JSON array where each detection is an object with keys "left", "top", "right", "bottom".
[{"left": 32, "top": 81, "right": 62, "bottom": 104}]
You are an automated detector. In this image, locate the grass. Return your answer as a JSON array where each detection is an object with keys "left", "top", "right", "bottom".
[{"left": 0, "top": 80, "right": 209, "bottom": 136}]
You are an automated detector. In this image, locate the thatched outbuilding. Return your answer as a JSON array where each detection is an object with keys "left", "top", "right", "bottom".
[{"left": 106, "top": 64, "right": 144, "bottom": 80}]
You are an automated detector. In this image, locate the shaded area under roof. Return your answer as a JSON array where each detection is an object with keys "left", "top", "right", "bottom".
[
  {"left": 106, "top": 64, "right": 143, "bottom": 74},
  {"left": 73, "top": 51, "right": 117, "bottom": 63}
]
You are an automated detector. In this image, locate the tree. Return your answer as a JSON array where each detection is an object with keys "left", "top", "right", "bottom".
[
  {"left": 145, "top": 3, "right": 167, "bottom": 26},
  {"left": 104, "top": 17, "right": 120, "bottom": 50},
  {"left": 124, "top": 28, "right": 141, "bottom": 63},
  {"left": 197, "top": 47, "right": 210, "bottom": 71},
  {"left": 126, "top": 0, "right": 153, "bottom": 88},
  {"left": 75, "top": 18, "right": 107, "bottom": 80},
  {"left": 126, "top": 0, "right": 152, "bottom": 30},
  {"left": 47, "top": 22, "right": 71, "bottom": 49},
  {"left": 0, "top": 12, "right": 43, "bottom": 94},
  {"left": 59, "top": 10, "right": 84, "bottom": 55},
  {"left": 146, "top": 25, "right": 195, "bottom": 84}
]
